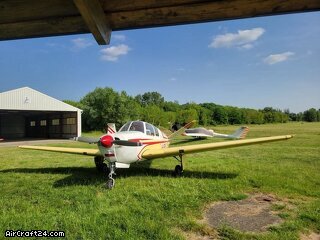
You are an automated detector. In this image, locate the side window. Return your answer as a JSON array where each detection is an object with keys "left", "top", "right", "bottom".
[
  {"left": 30, "top": 121, "right": 36, "bottom": 127},
  {"left": 129, "top": 121, "right": 144, "bottom": 133},
  {"left": 52, "top": 119, "right": 60, "bottom": 126},
  {"left": 154, "top": 127, "right": 160, "bottom": 136},
  {"left": 145, "top": 123, "right": 155, "bottom": 136},
  {"left": 66, "top": 118, "right": 76, "bottom": 125}
]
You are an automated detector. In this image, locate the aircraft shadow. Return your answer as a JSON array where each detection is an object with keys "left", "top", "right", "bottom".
[{"left": 0, "top": 166, "right": 238, "bottom": 188}]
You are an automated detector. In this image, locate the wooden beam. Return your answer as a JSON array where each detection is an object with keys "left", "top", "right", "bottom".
[
  {"left": 0, "top": 16, "right": 88, "bottom": 41},
  {"left": 108, "top": 0, "right": 320, "bottom": 30},
  {"left": 0, "top": 0, "right": 319, "bottom": 42},
  {"left": 73, "top": 0, "right": 111, "bottom": 45}
]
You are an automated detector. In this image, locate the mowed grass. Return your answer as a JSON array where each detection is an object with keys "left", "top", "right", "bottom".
[{"left": 0, "top": 122, "right": 319, "bottom": 239}]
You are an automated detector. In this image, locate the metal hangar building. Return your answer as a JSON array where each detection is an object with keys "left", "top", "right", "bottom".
[{"left": 0, "top": 87, "right": 82, "bottom": 139}]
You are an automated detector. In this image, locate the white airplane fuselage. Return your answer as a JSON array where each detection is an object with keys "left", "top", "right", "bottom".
[{"left": 98, "top": 129, "right": 169, "bottom": 166}]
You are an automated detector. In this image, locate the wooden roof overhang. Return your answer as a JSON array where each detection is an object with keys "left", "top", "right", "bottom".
[{"left": 1, "top": 0, "right": 319, "bottom": 45}]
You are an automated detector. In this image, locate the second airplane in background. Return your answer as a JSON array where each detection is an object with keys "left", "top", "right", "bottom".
[{"left": 183, "top": 126, "right": 249, "bottom": 139}]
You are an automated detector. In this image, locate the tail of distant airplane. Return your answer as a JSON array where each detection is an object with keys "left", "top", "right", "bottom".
[
  {"left": 211, "top": 126, "right": 249, "bottom": 139},
  {"left": 230, "top": 126, "right": 249, "bottom": 139}
]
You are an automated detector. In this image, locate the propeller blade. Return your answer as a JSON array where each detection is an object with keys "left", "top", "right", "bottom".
[
  {"left": 113, "top": 140, "right": 143, "bottom": 147},
  {"left": 74, "top": 136, "right": 100, "bottom": 144}
]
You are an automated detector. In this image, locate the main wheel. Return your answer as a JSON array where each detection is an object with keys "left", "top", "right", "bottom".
[
  {"left": 94, "top": 156, "right": 105, "bottom": 172},
  {"left": 106, "top": 178, "right": 115, "bottom": 189},
  {"left": 174, "top": 165, "right": 183, "bottom": 176}
]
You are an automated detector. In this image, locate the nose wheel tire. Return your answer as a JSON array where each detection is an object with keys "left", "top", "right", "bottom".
[{"left": 106, "top": 178, "right": 115, "bottom": 189}]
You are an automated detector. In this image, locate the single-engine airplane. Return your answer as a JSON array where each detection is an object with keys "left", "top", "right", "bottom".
[
  {"left": 183, "top": 126, "right": 249, "bottom": 139},
  {"left": 19, "top": 120, "right": 293, "bottom": 189}
]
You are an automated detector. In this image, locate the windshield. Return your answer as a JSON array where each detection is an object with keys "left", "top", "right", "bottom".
[{"left": 119, "top": 121, "right": 145, "bottom": 133}]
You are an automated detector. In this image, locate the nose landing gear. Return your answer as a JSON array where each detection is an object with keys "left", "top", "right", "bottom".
[{"left": 106, "top": 162, "right": 116, "bottom": 189}]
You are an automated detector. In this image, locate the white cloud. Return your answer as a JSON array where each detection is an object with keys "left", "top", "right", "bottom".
[
  {"left": 113, "top": 34, "right": 126, "bottom": 41},
  {"left": 240, "top": 43, "right": 253, "bottom": 50},
  {"left": 209, "top": 28, "right": 265, "bottom": 49},
  {"left": 169, "top": 77, "right": 177, "bottom": 81},
  {"left": 264, "top": 52, "right": 295, "bottom": 65},
  {"left": 71, "top": 38, "right": 93, "bottom": 49},
  {"left": 100, "top": 44, "right": 130, "bottom": 61}
]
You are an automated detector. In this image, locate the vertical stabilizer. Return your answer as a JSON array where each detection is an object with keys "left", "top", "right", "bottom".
[
  {"left": 231, "top": 126, "right": 249, "bottom": 139},
  {"left": 107, "top": 123, "right": 117, "bottom": 135}
]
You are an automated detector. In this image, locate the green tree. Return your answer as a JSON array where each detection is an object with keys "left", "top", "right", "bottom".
[
  {"left": 163, "top": 101, "right": 180, "bottom": 112},
  {"left": 135, "top": 92, "right": 164, "bottom": 107},
  {"left": 63, "top": 100, "right": 83, "bottom": 109},
  {"left": 303, "top": 108, "right": 318, "bottom": 122},
  {"left": 213, "top": 107, "right": 228, "bottom": 125},
  {"left": 176, "top": 109, "right": 198, "bottom": 124},
  {"left": 142, "top": 105, "right": 164, "bottom": 125},
  {"left": 80, "top": 87, "right": 131, "bottom": 131}
]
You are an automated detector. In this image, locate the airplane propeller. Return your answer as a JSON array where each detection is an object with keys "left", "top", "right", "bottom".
[
  {"left": 100, "top": 135, "right": 142, "bottom": 147},
  {"left": 75, "top": 135, "right": 142, "bottom": 147},
  {"left": 75, "top": 136, "right": 100, "bottom": 144}
]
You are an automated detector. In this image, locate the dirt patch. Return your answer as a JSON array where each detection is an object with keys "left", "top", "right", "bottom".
[
  {"left": 300, "top": 232, "right": 320, "bottom": 240},
  {"left": 204, "top": 194, "right": 284, "bottom": 233}
]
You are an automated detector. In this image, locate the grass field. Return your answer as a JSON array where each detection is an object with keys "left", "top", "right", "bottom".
[{"left": 0, "top": 122, "right": 319, "bottom": 239}]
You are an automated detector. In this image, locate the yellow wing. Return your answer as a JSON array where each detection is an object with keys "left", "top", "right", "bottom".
[
  {"left": 19, "top": 145, "right": 101, "bottom": 156},
  {"left": 141, "top": 135, "right": 293, "bottom": 160}
]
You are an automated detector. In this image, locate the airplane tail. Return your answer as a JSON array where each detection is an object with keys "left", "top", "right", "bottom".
[
  {"left": 168, "top": 120, "right": 196, "bottom": 139},
  {"left": 231, "top": 126, "right": 249, "bottom": 139},
  {"left": 106, "top": 123, "right": 117, "bottom": 135}
]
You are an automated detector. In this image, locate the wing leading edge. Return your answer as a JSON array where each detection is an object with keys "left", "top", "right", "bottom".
[
  {"left": 19, "top": 145, "right": 101, "bottom": 156},
  {"left": 141, "top": 135, "right": 293, "bottom": 160}
]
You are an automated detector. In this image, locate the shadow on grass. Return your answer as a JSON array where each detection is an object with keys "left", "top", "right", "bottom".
[{"left": 0, "top": 165, "right": 238, "bottom": 188}]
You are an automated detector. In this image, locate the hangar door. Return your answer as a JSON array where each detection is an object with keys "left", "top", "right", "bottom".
[
  {"left": 0, "top": 111, "right": 78, "bottom": 139},
  {"left": 0, "top": 114, "right": 25, "bottom": 138},
  {"left": 25, "top": 112, "right": 78, "bottom": 139}
]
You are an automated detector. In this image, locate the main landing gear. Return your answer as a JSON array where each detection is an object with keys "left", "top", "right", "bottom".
[
  {"left": 94, "top": 156, "right": 108, "bottom": 173},
  {"left": 173, "top": 150, "right": 184, "bottom": 176}
]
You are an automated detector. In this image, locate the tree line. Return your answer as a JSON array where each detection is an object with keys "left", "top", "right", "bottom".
[{"left": 64, "top": 87, "right": 320, "bottom": 131}]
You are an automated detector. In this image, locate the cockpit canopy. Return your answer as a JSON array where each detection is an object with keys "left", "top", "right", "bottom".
[{"left": 119, "top": 121, "right": 163, "bottom": 137}]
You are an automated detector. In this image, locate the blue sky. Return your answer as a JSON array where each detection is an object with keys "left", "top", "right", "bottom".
[{"left": 0, "top": 12, "right": 319, "bottom": 113}]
